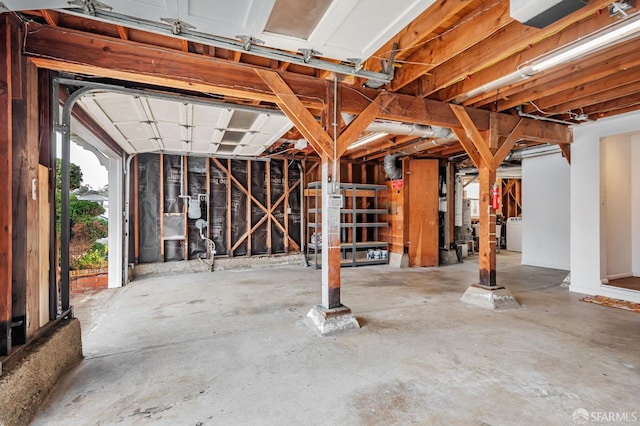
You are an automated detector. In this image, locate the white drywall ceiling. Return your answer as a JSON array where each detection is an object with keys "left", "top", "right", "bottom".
[
  {"left": 4, "top": 0, "right": 436, "bottom": 61},
  {"left": 77, "top": 92, "right": 292, "bottom": 156}
]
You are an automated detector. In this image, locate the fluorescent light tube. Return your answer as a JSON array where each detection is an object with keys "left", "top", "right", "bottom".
[
  {"left": 347, "top": 133, "right": 388, "bottom": 150},
  {"left": 531, "top": 12, "right": 640, "bottom": 72}
]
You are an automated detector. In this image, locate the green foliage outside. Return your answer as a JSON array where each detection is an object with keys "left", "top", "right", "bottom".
[{"left": 56, "top": 159, "right": 109, "bottom": 270}]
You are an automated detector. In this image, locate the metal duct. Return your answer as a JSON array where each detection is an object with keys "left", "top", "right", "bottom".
[
  {"left": 384, "top": 155, "right": 403, "bottom": 180},
  {"left": 342, "top": 114, "right": 455, "bottom": 140}
]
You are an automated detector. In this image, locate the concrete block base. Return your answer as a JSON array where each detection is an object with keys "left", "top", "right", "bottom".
[
  {"left": 388, "top": 252, "right": 409, "bottom": 268},
  {"left": 0, "top": 318, "right": 83, "bottom": 425},
  {"left": 460, "top": 284, "right": 521, "bottom": 310},
  {"left": 306, "top": 305, "right": 360, "bottom": 335}
]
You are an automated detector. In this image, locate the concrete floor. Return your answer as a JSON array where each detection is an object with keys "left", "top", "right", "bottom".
[{"left": 33, "top": 252, "right": 640, "bottom": 425}]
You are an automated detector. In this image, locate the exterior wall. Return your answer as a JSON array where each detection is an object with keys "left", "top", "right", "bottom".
[
  {"left": 521, "top": 151, "right": 570, "bottom": 270},
  {"left": 571, "top": 111, "right": 640, "bottom": 303}
]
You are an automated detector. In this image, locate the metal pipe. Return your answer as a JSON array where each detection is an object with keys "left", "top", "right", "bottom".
[
  {"left": 52, "top": 8, "right": 392, "bottom": 85},
  {"left": 517, "top": 110, "right": 575, "bottom": 125}
]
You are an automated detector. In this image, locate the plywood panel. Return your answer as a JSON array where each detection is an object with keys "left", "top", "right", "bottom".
[
  {"left": 407, "top": 159, "right": 439, "bottom": 267},
  {"left": 38, "top": 165, "right": 50, "bottom": 327}
]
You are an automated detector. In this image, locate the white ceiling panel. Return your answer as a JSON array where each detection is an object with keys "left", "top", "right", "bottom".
[
  {"left": 10, "top": 0, "right": 435, "bottom": 63},
  {"left": 76, "top": 92, "right": 292, "bottom": 157},
  {"left": 115, "top": 122, "right": 153, "bottom": 140},
  {"left": 323, "top": 0, "right": 431, "bottom": 57}
]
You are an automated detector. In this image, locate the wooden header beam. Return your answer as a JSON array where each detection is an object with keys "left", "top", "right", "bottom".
[{"left": 23, "top": 21, "right": 571, "bottom": 145}]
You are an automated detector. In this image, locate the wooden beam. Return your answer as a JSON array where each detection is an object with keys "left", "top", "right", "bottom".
[
  {"left": 559, "top": 144, "right": 571, "bottom": 165},
  {"left": 256, "top": 69, "right": 335, "bottom": 159},
  {"left": 390, "top": 1, "right": 512, "bottom": 91},
  {"left": 528, "top": 77, "right": 640, "bottom": 115},
  {"left": 493, "top": 120, "right": 525, "bottom": 169},
  {"left": 370, "top": 0, "right": 471, "bottom": 68},
  {"left": 450, "top": 104, "right": 495, "bottom": 170},
  {"left": 23, "top": 22, "right": 571, "bottom": 144},
  {"left": 116, "top": 25, "right": 129, "bottom": 40},
  {"left": 451, "top": 128, "right": 483, "bottom": 169},
  {"left": 336, "top": 94, "right": 396, "bottom": 157},
  {"left": 0, "top": 15, "right": 14, "bottom": 355},
  {"left": 438, "top": 6, "right": 620, "bottom": 103},
  {"left": 40, "top": 10, "right": 60, "bottom": 27},
  {"left": 498, "top": 43, "right": 640, "bottom": 111},
  {"left": 419, "top": 0, "right": 614, "bottom": 96},
  {"left": 25, "top": 61, "right": 40, "bottom": 339}
]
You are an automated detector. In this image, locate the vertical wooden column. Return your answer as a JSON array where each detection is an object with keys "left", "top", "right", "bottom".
[
  {"left": 25, "top": 61, "right": 40, "bottom": 339},
  {"left": 478, "top": 166, "right": 498, "bottom": 287},
  {"left": 450, "top": 105, "right": 523, "bottom": 309},
  {"left": 0, "top": 15, "right": 14, "bottom": 355},
  {"left": 321, "top": 80, "right": 341, "bottom": 309},
  {"left": 321, "top": 154, "right": 342, "bottom": 309}
]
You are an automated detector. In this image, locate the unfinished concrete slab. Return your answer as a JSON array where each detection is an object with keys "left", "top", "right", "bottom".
[
  {"left": 460, "top": 284, "right": 521, "bottom": 310},
  {"left": 32, "top": 253, "right": 640, "bottom": 425}
]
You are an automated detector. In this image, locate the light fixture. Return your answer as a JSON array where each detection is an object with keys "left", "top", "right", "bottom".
[
  {"left": 347, "top": 133, "right": 388, "bottom": 150},
  {"left": 454, "top": 11, "right": 640, "bottom": 104},
  {"left": 530, "top": 11, "right": 640, "bottom": 72}
]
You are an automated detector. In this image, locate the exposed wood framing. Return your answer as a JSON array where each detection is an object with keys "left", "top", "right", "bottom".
[
  {"left": 0, "top": 14, "right": 14, "bottom": 356},
  {"left": 23, "top": 22, "right": 570, "bottom": 145},
  {"left": 501, "top": 179, "right": 522, "bottom": 219},
  {"left": 255, "top": 69, "right": 335, "bottom": 159},
  {"left": 210, "top": 157, "right": 300, "bottom": 257},
  {"left": 416, "top": 0, "right": 613, "bottom": 97}
]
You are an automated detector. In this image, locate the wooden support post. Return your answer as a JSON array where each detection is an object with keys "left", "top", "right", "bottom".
[
  {"left": 0, "top": 15, "right": 14, "bottom": 356},
  {"left": 321, "top": 154, "right": 342, "bottom": 309},
  {"left": 451, "top": 104, "right": 520, "bottom": 308},
  {"left": 478, "top": 166, "right": 497, "bottom": 287},
  {"left": 25, "top": 61, "right": 40, "bottom": 339}
]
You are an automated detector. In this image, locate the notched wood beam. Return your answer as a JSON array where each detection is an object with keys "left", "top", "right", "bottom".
[
  {"left": 336, "top": 94, "right": 397, "bottom": 157},
  {"left": 256, "top": 69, "right": 335, "bottom": 160}
]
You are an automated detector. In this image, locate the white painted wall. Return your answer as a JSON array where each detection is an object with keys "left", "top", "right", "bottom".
[
  {"left": 601, "top": 136, "right": 632, "bottom": 280},
  {"left": 632, "top": 136, "right": 640, "bottom": 277},
  {"left": 521, "top": 151, "right": 570, "bottom": 270},
  {"left": 570, "top": 111, "right": 640, "bottom": 303}
]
